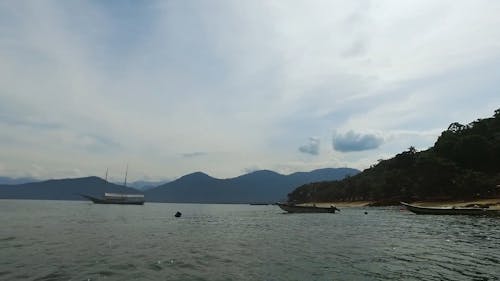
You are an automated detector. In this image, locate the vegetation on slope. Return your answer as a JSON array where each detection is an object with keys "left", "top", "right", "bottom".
[{"left": 288, "top": 109, "right": 500, "bottom": 203}]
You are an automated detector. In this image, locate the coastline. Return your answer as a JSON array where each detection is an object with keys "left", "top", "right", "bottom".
[{"left": 301, "top": 198, "right": 500, "bottom": 209}]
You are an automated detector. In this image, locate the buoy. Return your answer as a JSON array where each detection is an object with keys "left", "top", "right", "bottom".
[
  {"left": 174, "top": 211, "right": 182, "bottom": 218},
  {"left": 364, "top": 211, "right": 368, "bottom": 215}
]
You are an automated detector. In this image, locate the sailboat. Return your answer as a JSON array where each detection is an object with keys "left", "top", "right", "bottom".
[{"left": 80, "top": 166, "right": 145, "bottom": 205}]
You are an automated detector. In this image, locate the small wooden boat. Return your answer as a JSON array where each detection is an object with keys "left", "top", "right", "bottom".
[
  {"left": 277, "top": 202, "right": 339, "bottom": 213},
  {"left": 401, "top": 202, "right": 500, "bottom": 216}
]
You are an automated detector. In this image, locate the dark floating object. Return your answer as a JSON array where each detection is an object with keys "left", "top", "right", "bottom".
[
  {"left": 364, "top": 211, "right": 368, "bottom": 215},
  {"left": 174, "top": 211, "right": 182, "bottom": 218}
]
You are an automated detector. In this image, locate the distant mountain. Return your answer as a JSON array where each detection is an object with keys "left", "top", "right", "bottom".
[
  {"left": 145, "top": 168, "right": 359, "bottom": 203},
  {"left": 0, "top": 176, "right": 38, "bottom": 185},
  {"left": 127, "top": 180, "right": 171, "bottom": 191},
  {"left": 0, "top": 177, "right": 142, "bottom": 201},
  {"left": 0, "top": 168, "right": 359, "bottom": 203}
]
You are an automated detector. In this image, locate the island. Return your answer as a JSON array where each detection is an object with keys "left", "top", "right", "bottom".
[{"left": 287, "top": 109, "right": 500, "bottom": 208}]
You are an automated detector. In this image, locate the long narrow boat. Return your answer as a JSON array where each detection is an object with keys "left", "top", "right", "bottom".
[
  {"left": 401, "top": 202, "right": 500, "bottom": 216},
  {"left": 81, "top": 193, "right": 145, "bottom": 205},
  {"left": 277, "top": 202, "right": 339, "bottom": 213}
]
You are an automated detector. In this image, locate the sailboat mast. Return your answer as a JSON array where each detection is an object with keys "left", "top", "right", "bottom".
[{"left": 123, "top": 164, "right": 128, "bottom": 187}]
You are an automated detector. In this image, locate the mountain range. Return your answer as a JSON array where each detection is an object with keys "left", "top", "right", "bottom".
[
  {"left": 0, "top": 168, "right": 358, "bottom": 203},
  {"left": 0, "top": 177, "right": 168, "bottom": 191},
  {"left": 0, "top": 177, "right": 140, "bottom": 201},
  {"left": 145, "top": 168, "right": 359, "bottom": 203},
  {"left": 126, "top": 180, "right": 171, "bottom": 191}
]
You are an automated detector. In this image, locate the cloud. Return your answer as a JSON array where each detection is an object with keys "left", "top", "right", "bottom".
[
  {"left": 242, "top": 166, "right": 260, "bottom": 174},
  {"left": 78, "top": 134, "right": 121, "bottom": 153},
  {"left": 0, "top": 1, "right": 499, "bottom": 180},
  {"left": 0, "top": 99, "right": 63, "bottom": 130},
  {"left": 341, "top": 38, "right": 368, "bottom": 58},
  {"left": 333, "top": 131, "right": 384, "bottom": 152},
  {"left": 298, "top": 137, "right": 320, "bottom": 155},
  {"left": 182, "top": 152, "right": 207, "bottom": 158}
]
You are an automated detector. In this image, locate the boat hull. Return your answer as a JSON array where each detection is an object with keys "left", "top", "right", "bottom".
[
  {"left": 401, "top": 202, "right": 500, "bottom": 216},
  {"left": 277, "top": 203, "right": 337, "bottom": 213},
  {"left": 80, "top": 194, "right": 145, "bottom": 205}
]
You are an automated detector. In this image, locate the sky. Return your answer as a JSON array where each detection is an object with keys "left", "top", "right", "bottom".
[{"left": 1, "top": 1, "right": 499, "bottom": 181}]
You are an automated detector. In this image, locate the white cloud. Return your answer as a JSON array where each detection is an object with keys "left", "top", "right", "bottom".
[{"left": 299, "top": 137, "right": 320, "bottom": 155}]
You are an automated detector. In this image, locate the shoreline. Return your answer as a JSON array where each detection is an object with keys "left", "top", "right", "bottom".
[{"left": 302, "top": 198, "right": 500, "bottom": 209}]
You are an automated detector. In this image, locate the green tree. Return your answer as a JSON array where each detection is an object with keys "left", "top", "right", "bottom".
[
  {"left": 453, "top": 135, "right": 491, "bottom": 171},
  {"left": 434, "top": 130, "right": 459, "bottom": 160}
]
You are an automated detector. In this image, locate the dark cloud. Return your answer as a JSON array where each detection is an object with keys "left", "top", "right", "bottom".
[
  {"left": 333, "top": 131, "right": 383, "bottom": 152},
  {"left": 298, "top": 137, "right": 320, "bottom": 155},
  {"left": 182, "top": 152, "right": 207, "bottom": 158}
]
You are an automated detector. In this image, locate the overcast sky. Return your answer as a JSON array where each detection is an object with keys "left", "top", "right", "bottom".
[{"left": 1, "top": 1, "right": 499, "bottom": 181}]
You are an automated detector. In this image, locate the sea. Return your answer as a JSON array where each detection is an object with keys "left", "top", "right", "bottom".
[{"left": 0, "top": 200, "right": 498, "bottom": 281}]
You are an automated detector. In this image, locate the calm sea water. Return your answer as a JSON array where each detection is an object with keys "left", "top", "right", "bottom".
[{"left": 0, "top": 200, "right": 498, "bottom": 281}]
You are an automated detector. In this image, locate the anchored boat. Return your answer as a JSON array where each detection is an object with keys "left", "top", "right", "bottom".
[
  {"left": 401, "top": 202, "right": 500, "bottom": 216},
  {"left": 277, "top": 202, "right": 339, "bottom": 213},
  {"left": 81, "top": 192, "right": 145, "bottom": 205},
  {"left": 81, "top": 166, "right": 145, "bottom": 205}
]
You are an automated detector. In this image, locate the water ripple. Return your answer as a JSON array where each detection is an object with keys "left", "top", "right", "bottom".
[
  {"left": 32, "top": 270, "right": 70, "bottom": 281},
  {"left": 0, "top": 201, "right": 499, "bottom": 280}
]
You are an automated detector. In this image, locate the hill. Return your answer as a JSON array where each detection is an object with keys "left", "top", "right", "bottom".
[
  {"left": 0, "top": 176, "right": 37, "bottom": 185},
  {"left": 0, "top": 177, "right": 142, "bottom": 201},
  {"left": 145, "top": 168, "right": 359, "bottom": 203},
  {"left": 127, "top": 180, "right": 170, "bottom": 191},
  {"left": 288, "top": 109, "right": 500, "bottom": 204}
]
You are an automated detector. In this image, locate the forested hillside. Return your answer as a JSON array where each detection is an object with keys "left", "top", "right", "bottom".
[{"left": 288, "top": 109, "right": 500, "bottom": 203}]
